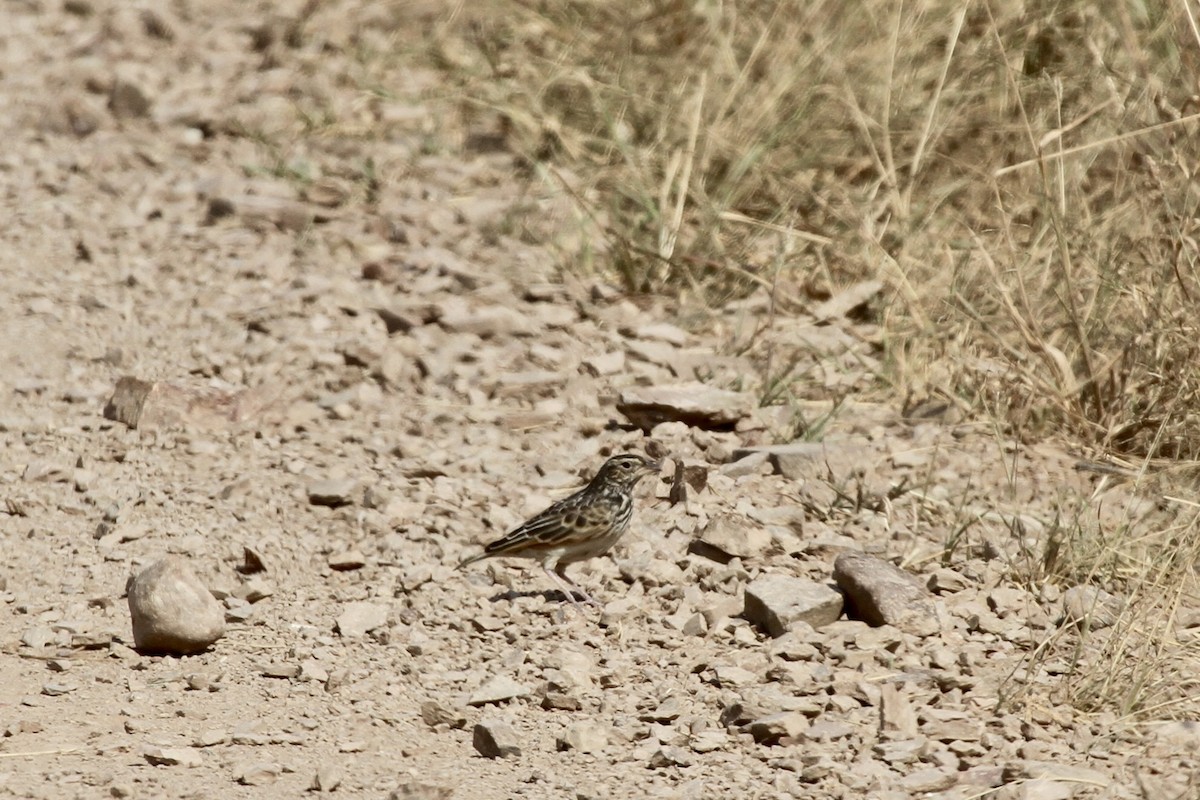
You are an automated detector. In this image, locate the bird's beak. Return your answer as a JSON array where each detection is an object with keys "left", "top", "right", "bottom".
[{"left": 644, "top": 460, "right": 663, "bottom": 475}]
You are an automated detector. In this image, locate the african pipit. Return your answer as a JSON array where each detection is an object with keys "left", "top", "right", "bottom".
[{"left": 457, "top": 453, "right": 661, "bottom": 611}]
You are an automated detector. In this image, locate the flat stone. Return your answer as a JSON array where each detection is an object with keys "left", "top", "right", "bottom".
[
  {"left": 897, "top": 768, "right": 958, "bottom": 793},
  {"left": 880, "top": 683, "right": 918, "bottom": 739},
  {"left": 103, "top": 376, "right": 274, "bottom": 431},
  {"left": 617, "top": 382, "right": 750, "bottom": 431},
  {"left": 689, "top": 730, "right": 727, "bottom": 753},
  {"left": 328, "top": 551, "right": 366, "bottom": 571},
  {"left": 926, "top": 568, "right": 971, "bottom": 594},
  {"left": 732, "top": 440, "right": 872, "bottom": 482},
  {"left": 472, "top": 718, "right": 521, "bottom": 758},
  {"left": 312, "top": 764, "right": 343, "bottom": 793},
  {"left": 802, "top": 719, "right": 856, "bottom": 740},
  {"left": 748, "top": 711, "right": 808, "bottom": 745},
  {"left": 693, "top": 513, "right": 771, "bottom": 562},
  {"left": 635, "top": 322, "right": 689, "bottom": 346},
  {"left": 420, "top": 701, "right": 467, "bottom": 729},
  {"left": 236, "top": 761, "right": 281, "bottom": 786},
  {"left": 833, "top": 552, "right": 939, "bottom": 636},
  {"left": 923, "top": 719, "right": 982, "bottom": 742},
  {"left": 743, "top": 575, "right": 844, "bottom": 636},
  {"left": 335, "top": 601, "right": 388, "bottom": 638},
  {"left": 258, "top": 662, "right": 300, "bottom": 679},
  {"left": 557, "top": 722, "right": 609, "bottom": 753},
  {"left": 307, "top": 478, "right": 359, "bottom": 507},
  {"left": 581, "top": 350, "right": 625, "bottom": 376},
  {"left": 719, "top": 451, "right": 770, "bottom": 477},
  {"left": 1061, "top": 585, "right": 1123, "bottom": 630},
  {"left": 388, "top": 781, "right": 454, "bottom": 800},
  {"left": 127, "top": 557, "right": 224, "bottom": 655},
  {"left": 1005, "top": 760, "right": 1110, "bottom": 786},
  {"left": 142, "top": 746, "right": 203, "bottom": 767},
  {"left": 22, "top": 460, "right": 72, "bottom": 483},
  {"left": 648, "top": 745, "right": 693, "bottom": 768},
  {"left": 438, "top": 301, "right": 535, "bottom": 338},
  {"left": 468, "top": 675, "right": 529, "bottom": 706},
  {"left": 21, "top": 625, "right": 56, "bottom": 649}
]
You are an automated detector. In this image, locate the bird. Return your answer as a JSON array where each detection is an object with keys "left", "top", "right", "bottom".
[{"left": 457, "top": 453, "right": 661, "bottom": 612}]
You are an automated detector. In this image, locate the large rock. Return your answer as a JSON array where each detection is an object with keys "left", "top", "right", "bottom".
[
  {"left": 833, "top": 552, "right": 938, "bottom": 636},
  {"left": 127, "top": 557, "right": 224, "bottom": 655},
  {"left": 743, "top": 575, "right": 843, "bottom": 637}
]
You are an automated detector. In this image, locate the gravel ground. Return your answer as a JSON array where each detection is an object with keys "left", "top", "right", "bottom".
[{"left": 0, "top": 2, "right": 1193, "bottom": 799}]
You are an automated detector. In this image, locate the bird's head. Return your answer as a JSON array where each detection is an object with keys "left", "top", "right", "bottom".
[{"left": 593, "top": 453, "right": 661, "bottom": 490}]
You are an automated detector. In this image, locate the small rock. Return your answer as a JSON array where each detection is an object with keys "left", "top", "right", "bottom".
[
  {"left": 21, "top": 625, "right": 56, "bottom": 649},
  {"left": 468, "top": 675, "right": 529, "bottom": 706},
  {"left": 743, "top": 575, "right": 844, "bottom": 637},
  {"left": 617, "top": 383, "right": 750, "bottom": 432},
  {"left": 472, "top": 718, "right": 521, "bottom": 758},
  {"left": 1005, "top": 760, "right": 1110, "bottom": 786},
  {"left": 258, "top": 662, "right": 300, "bottom": 679},
  {"left": 732, "top": 440, "right": 871, "bottom": 482},
  {"left": 235, "top": 577, "right": 274, "bottom": 603},
  {"left": 879, "top": 683, "right": 918, "bottom": 739},
  {"left": 718, "top": 451, "right": 770, "bottom": 477},
  {"left": 581, "top": 350, "right": 625, "bottom": 376},
  {"left": 109, "top": 77, "right": 152, "bottom": 119},
  {"left": 23, "top": 459, "right": 71, "bottom": 482},
  {"left": 126, "top": 557, "right": 224, "bottom": 655},
  {"left": 236, "top": 761, "right": 281, "bottom": 786},
  {"left": 802, "top": 719, "right": 856, "bottom": 741},
  {"left": 747, "top": 712, "right": 808, "bottom": 745},
  {"left": 833, "top": 552, "right": 939, "bottom": 636},
  {"left": 557, "top": 722, "right": 609, "bottom": 753},
  {"left": 648, "top": 745, "right": 693, "bottom": 768},
  {"left": 194, "top": 729, "right": 227, "bottom": 747},
  {"left": 812, "top": 280, "right": 883, "bottom": 322},
  {"left": 635, "top": 322, "right": 689, "bottom": 345},
  {"left": 328, "top": 551, "right": 366, "bottom": 571},
  {"left": 307, "top": 478, "right": 359, "bottom": 507},
  {"left": 419, "top": 701, "right": 466, "bottom": 729},
  {"left": 103, "top": 376, "right": 273, "bottom": 430},
  {"left": 897, "top": 767, "right": 957, "bottom": 793},
  {"left": 388, "top": 781, "right": 453, "bottom": 800},
  {"left": 689, "top": 730, "right": 727, "bottom": 753},
  {"left": 874, "top": 738, "right": 925, "bottom": 764},
  {"left": 926, "top": 568, "right": 971, "bottom": 594},
  {"left": 142, "top": 746, "right": 203, "bottom": 767},
  {"left": 238, "top": 546, "right": 267, "bottom": 575},
  {"left": 335, "top": 602, "right": 387, "bottom": 638},
  {"left": 1013, "top": 778, "right": 1074, "bottom": 800},
  {"left": 988, "top": 586, "right": 1033, "bottom": 617},
  {"left": 41, "top": 682, "right": 76, "bottom": 696},
  {"left": 692, "top": 513, "right": 771, "bottom": 562},
  {"left": 1061, "top": 585, "right": 1123, "bottom": 630},
  {"left": 312, "top": 764, "right": 343, "bottom": 793},
  {"left": 438, "top": 303, "right": 533, "bottom": 338}
]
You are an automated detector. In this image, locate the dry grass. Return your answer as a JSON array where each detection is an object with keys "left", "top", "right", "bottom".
[{"left": 426, "top": 0, "right": 1200, "bottom": 717}]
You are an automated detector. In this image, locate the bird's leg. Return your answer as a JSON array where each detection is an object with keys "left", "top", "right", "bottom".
[
  {"left": 542, "top": 564, "right": 588, "bottom": 614},
  {"left": 554, "top": 564, "right": 602, "bottom": 607}
]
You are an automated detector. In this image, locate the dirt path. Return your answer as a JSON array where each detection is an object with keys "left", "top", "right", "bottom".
[{"left": 0, "top": 2, "right": 1189, "bottom": 799}]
